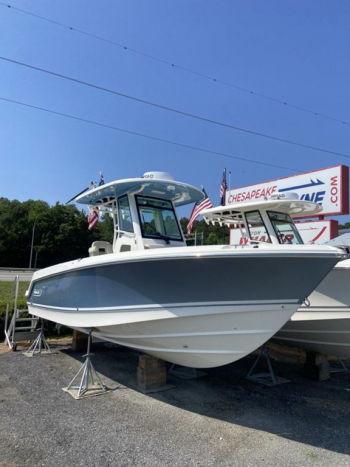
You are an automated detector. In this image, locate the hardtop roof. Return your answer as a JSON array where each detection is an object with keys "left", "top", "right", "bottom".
[
  {"left": 202, "top": 197, "right": 321, "bottom": 222},
  {"left": 74, "top": 177, "right": 204, "bottom": 207}
]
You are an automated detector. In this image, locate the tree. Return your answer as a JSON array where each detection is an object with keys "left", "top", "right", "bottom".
[
  {"left": 0, "top": 198, "right": 103, "bottom": 268},
  {"left": 179, "top": 217, "right": 229, "bottom": 245},
  {"left": 95, "top": 212, "right": 114, "bottom": 242},
  {"left": 0, "top": 198, "right": 50, "bottom": 267},
  {"left": 0, "top": 199, "right": 230, "bottom": 268}
]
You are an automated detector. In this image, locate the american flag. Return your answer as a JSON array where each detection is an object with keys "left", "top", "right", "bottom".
[
  {"left": 87, "top": 206, "right": 99, "bottom": 230},
  {"left": 98, "top": 172, "right": 105, "bottom": 186},
  {"left": 220, "top": 168, "right": 227, "bottom": 206},
  {"left": 187, "top": 189, "right": 213, "bottom": 235}
]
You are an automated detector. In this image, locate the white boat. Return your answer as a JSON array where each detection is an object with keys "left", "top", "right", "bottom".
[
  {"left": 203, "top": 196, "right": 350, "bottom": 359},
  {"left": 26, "top": 174, "right": 345, "bottom": 368},
  {"left": 275, "top": 258, "right": 350, "bottom": 358}
]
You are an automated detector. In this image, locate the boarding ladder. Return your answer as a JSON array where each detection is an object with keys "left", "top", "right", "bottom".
[{"left": 3, "top": 275, "right": 39, "bottom": 350}]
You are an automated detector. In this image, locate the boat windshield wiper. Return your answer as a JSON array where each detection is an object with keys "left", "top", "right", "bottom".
[{"left": 153, "top": 232, "right": 171, "bottom": 244}]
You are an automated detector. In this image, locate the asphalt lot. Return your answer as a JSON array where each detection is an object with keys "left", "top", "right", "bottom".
[{"left": 0, "top": 342, "right": 350, "bottom": 466}]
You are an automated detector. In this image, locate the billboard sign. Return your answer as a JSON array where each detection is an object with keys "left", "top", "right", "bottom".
[
  {"left": 230, "top": 220, "right": 338, "bottom": 245},
  {"left": 226, "top": 165, "right": 349, "bottom": 217}
]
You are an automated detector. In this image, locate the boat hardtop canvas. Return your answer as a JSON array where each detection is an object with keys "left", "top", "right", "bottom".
[{"left": 27, "top": 173, "right": 346, "bottom": 367}]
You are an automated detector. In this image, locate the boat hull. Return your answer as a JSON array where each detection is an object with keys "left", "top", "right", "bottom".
[
  {"left": 27, "top": 247, "right": 342, "bottom": 367},
  {"left": 29, "top": 301, "right": 297, "bottom": 367},
  {"left": 274, "top": 260, "right": 350, "bottom": 359}
]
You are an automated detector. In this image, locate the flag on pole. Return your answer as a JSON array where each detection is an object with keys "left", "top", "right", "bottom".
[
  {"left": 187, "top": 189, "right": 213, "bottom": 235},
  {"left": 98, "top": 172, "right": 105, "bottom": 186},
  {"left": 87, "top": 206, "right": 99, "bottom": 230},
  {"left": 220, "top": 168, "right": 227, "bottom": 206}
]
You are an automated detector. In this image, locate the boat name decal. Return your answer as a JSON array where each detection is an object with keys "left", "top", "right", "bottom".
[{"left": 33, "top": 288, "right": 42, "bottom": 297}]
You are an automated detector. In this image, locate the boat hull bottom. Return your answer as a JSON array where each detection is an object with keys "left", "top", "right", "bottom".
[
  {"left": 274, "top": 311, "right": 350, "bottom": 359},
  {"left": 29, "top": 302, "right": 297, "bottom": 368}
]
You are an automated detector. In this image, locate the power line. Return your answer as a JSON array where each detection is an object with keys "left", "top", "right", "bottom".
[
  {"left": 1, "top": 1, "right": 349, "bottom": 128},
  {"left": 0, "top": 95, "right": 297, "bottom": 172},
  {"left": 1, "top": 55, "right": 350, "bottom": 161}
]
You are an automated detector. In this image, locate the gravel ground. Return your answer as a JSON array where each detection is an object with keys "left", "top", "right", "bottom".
[{"left": 0, "top": 342, "right": 350, "bottom": 466}]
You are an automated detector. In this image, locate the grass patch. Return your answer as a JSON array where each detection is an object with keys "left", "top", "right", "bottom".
[
  {"left": 0, "top": 280, "right": 72, "bottom": 339},
  {"left": 0, "top": 281, "right": 29, "bottom": 318}
]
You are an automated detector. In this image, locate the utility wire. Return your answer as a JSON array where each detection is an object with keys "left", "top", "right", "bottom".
[
  {"left": 1, "top": 55, "right": 350, "bottom": 161},
  {"left": 1, "top": 1, "right": 349, "bottom": 127},
  {"left": 0, "top": 96, "right": 297, "bottom": 172}
]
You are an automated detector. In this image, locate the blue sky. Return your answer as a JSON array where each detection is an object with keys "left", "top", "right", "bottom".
[{"left": 1, "top": 0, "right": 350, "bottom": 216}]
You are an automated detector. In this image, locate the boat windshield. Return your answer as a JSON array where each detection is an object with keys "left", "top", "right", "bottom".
[
  {"left": 267, "top": 211, "right": 303, "bottom": 245},
  {"left": 245, "top": 210, "right": 271, "bottom": 243},
  {"left": 117, "top": 195, "right": 134, "bottom": 232},
  {"left": 136, "top": 196, "right": 183, "bottom": 241}
]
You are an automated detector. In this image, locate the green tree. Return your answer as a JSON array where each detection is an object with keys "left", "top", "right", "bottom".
[
  {"left": 95, "top": 212, "right": 114, "bottom": 242},
  {"left": 0, "top": 199, "right": 229, "bottom": 269},
  {"left": 180, "top": 217, "right": 229, "bottom": 245},
  {"left": 0, "top": 198, "right": 50, "bottom": 267},
  {"left": 0, "top": 198, "right": 102, "bottom": 268}
]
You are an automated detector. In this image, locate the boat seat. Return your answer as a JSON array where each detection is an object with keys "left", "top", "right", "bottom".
[{"left": 88, "top": 241, "right": 113, "bottom": 256}]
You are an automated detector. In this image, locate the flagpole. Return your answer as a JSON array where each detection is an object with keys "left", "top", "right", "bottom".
[
  {"left": 28, "top": 219, "right": 37, "bottom": 269},
  {"left": 65, "top": 186, "right": 89, "bottom": 204}
]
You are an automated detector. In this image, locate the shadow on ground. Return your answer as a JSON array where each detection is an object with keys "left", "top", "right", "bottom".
[{"left": 64, "top": 342, "right": 350, "bottom": 456}]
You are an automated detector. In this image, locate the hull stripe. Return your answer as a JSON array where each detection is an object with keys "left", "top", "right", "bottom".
[{"left": 29, "top": 299, "right": 298, "bottom": 313}]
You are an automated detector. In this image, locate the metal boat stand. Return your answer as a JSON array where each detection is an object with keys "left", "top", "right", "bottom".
[
  {"left": 329, "top": 359, "right": 350, "bottom": 374},
  {"left": 23, "top": 319, "right": 53, "bottom": 357},
  {"left": 63, "top": 331, "right": 109, "bottom": 399},
  {"left": 246, "top": 345, "right": 290, "bottom": 386},
  {"left": 168, "top": 364, "right": 206, "bottom": 380}
]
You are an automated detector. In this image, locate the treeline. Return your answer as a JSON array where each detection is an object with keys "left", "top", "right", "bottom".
[
  {"left": 0, "top": 198, "right": 229, "bottom": 268},
  {"left": 0, "top": 198, "right": 112, "bottom": 268}
]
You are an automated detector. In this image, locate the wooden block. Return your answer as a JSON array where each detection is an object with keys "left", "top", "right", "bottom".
[
  {"left": 71, "top": 330, "right": 88, "bottom": 352},
  {"left": 137, "top": 367, "right": 167, "bottom": 380},
  {"left": 267, "top": 342, "right": 306, "bottom": 364},
  {"left": 304, "top": 351, "right": 330, "bottom": 381},
  {"left": 137, "top": 363, "right": 167, "bottom": 390},
  {"left": 138, "top": 354, "right": 166, "bottom": 370}
]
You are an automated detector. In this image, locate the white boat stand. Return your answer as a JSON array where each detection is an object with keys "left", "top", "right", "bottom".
[
  {"left": 63, "top": 330, "right": 109, "bottom": 399},
  {"left": 246, "top": 345, "right": 290, "bottom": 386},
  {"left": 23, "top": 319, "right": 53, "bottom": 357}
]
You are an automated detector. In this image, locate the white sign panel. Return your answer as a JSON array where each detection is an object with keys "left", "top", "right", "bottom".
[
  {"left": 226, "top": 165, "right": 349, "bottom": 217},
  {"left": 295, "top": 220, "right": 338, "bottom": 244},
  {"left": 230, "top": 220, "right": 338, "bottom": 245}
]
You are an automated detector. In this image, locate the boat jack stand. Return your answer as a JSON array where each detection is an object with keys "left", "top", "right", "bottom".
[
  {"left": 63, "top": 331, "right": 108, "bottom": 399},
  {"left": 330, "top": 359, "right": 350, "bottom": 374},
  {"left": 23, "top": 320, "right": 52, "bottom": 357},
  {"left": 246, "top": 346, "right": 290, "bottom": 386}
]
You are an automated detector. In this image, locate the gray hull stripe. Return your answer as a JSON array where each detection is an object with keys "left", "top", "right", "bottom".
[{"left": 29, "top": 299, "right": 297, "bottom": 313}]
